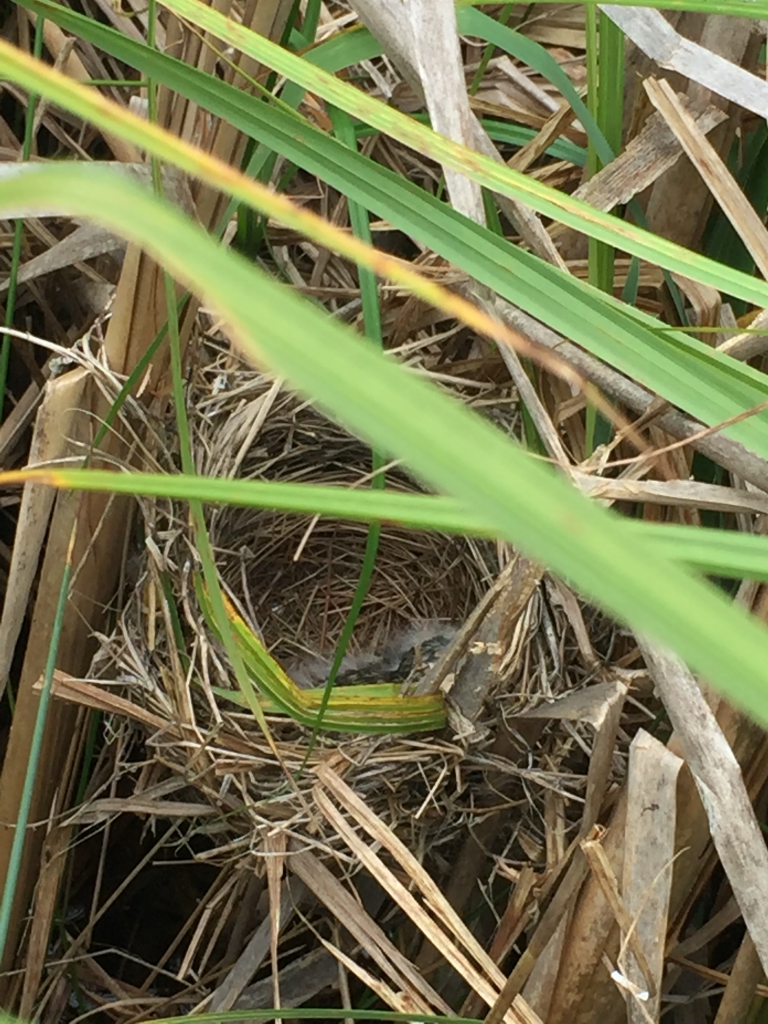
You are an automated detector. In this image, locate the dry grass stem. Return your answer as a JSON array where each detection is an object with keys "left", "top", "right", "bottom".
[{"left": 638, "top": 639, "right": 768, "bottom": 976}]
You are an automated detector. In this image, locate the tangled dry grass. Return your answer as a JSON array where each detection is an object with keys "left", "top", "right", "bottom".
[
  {"left": 67, "top": 331, "right": 629, "bottom": 878},
  {"left": 7, "top": 3, "right": 768, "bottom": 1019},
  {"left": 12, "top": 298, "right": 654, "bottom": 1024},
  {"left": 193, "top": 347, "right": 497, "bottom": 669}
]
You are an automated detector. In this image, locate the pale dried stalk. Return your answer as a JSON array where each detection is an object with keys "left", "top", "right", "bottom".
[
  {"left": 408, "top": 0, "right": 484, "bottom": 224},
  {"left": 622, "top": 730, "right": 682, "bottom": 1023},
  {"left": 348, "top": 0, "right": 565, "bottom": 267},
  {"left": 476, "top": 293, "right": 768, "bottom": 494},
  {"left": 645, "top": 76, "right": 768, "bottom": 281},
  {"left": 601, "top": 6, "right": 766, "bottom": 119},
  {"left": 638, "top": 639, "right": 768, "bottom": 976},
  {"left": 289, "top": 847, "right": 451, "bottom": 1015},
  {"left": 581, "top": 838, "right": 657, "bottom": 1003},
  {"left": 312, "top": 770, "right": 542, "bottom": 1024}
]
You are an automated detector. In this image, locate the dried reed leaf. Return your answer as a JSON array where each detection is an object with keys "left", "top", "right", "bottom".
[
  {"left": 520, "top": 914, "right": 569, "bottom": 1021},
  {"left": 479, "top": 293, "right": 768, "bottom": 493},
  {"left": 0, "top": 223, "right": 118, "bottom": 294},
  {"left": 718, "top": 307, "right": 768, "bottom": 363},
  {"left": 0, "top": 372, "right": 134, "bottom": 981},
  {"left": 64, "top": 796, "right": 216, "bottom": 823},
  {"left": 711, "top": 932, "right": 763, "bottom": 1024},
  {"left": 18, "top": 822, "right": 73, "bottom": 1020},
  {"left": 45, "top": 671, "right": 169, "bottom": 730},
  {"left": 669, "top": 896, "right": 742, "bottom": 963},
  {"left": 638, "top": 639, "right": 768, "bottom": 976},
  {"left": 320, "top": 939, "right": 427, "bottom": 1017},
  {"left": 625, "top": 12, "right": 754, "bottom": 252},
  {"left": 485, "top": 835, "right": 594, "bottom": 1023},
  {"left": 209, "top": 879, "right": 305, "bottom": 1013},
  {"left": 575, "top": 475, "right": 768, "bottom": 516},
  {"left": 233, "top": 948, "right": 338, "bottom": 1012},
  {"left": 602, "top": 7, "right": 766, "bottom": 118},
  {"left": 581, "top": 679, "right": 627, "bottom": 836},
  {"left": 265, "top": 831, "right": 288, "bottom": 1018},
  {"left": 645, "top": 76, "right": 768, "bottom": 280},
  {"left": 669, "top": 271, "right": 721, "bottom": 337},
  {"left": 622, "top": 731, "right": 682, "bottom": 1022},
  {"left": 0, "top": 371, "right": 88, "bottom": 696},
  {"left": 348, "top": 0, "right": 565, "bottom": 267},
  {"left": 580, "top": 837, "right": 656, "bottom": 1000},
  {"left": 312, "top": 770, "right": 541, "bottom": 1024},
  {"left": 487, "top": 865, "right": 538, "bottom": 968},
  {"left": 510, "top": 96, "right": 581, "bottom": 175},
  {"left": 315, "top": 764, "right": 533, "bottom": 1005},
  {"left": 565, "top": 102, "right": 727, "bottom": 214},
  {"left": 409, "top": 0, "right": 484, "bottom": 223},
  {"left": 289, "top": 846, "right": 450, "bottom": 1015}
]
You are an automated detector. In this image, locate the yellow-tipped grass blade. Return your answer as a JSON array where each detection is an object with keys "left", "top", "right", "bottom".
[{"left": 194, "top": 575, "right": 446, "bottom": 734}]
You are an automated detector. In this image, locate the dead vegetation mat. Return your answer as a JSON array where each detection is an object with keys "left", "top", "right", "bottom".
[
  {"left": 6, "top": 3, "right": 768, "bottom": 1022},
  {"left": 31, "top": 331, "right": 650, "bottom": 1023}
]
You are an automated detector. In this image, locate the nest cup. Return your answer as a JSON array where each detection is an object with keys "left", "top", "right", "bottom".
[{"left": 197, "top": 350, "right": 498, "bottom": 679}]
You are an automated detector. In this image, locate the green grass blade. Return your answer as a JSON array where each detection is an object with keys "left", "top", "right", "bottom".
[
  {"left": 308, "top": 104, "right": 386, "bottom": 743},
  {"left": 145, "top": 0, "right": 768, "bottom": 308},
  {"left": 8, "top": 467, "right": 768, "bottom": 582},
  {"left": 17, "top": 0, "right": 768, "bottom": 305},
  {"left": 8, "top": 13, "right": 768, "bottom": 462},
  {"left": 0, "top": 538, "right": 71, "bottom": 963},
  {"left": 3, "top": 165, "right": 768, "bottom": 731},
  {"left": 458, "top": 6, "right": 612, "bottom": 164}
]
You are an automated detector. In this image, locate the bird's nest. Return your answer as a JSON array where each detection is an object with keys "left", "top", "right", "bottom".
[{"left": 74, "top": 336, "right": 627, "bottom": 874}]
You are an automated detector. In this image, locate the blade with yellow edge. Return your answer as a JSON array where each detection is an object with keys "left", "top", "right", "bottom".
[{"left": 194, "top": 574, "right": 446, "bottom": 734}]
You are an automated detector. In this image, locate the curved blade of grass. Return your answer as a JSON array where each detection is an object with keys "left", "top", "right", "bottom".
[
  {"left": 195, "top": 575, "right": 446, "bottom": 733},
  {"left": 4, "top": 166, "right": 768, "bottom": 730},
  {"left": 8, "top": 14, "right": 768, "bottom": 461},
  {"left": 148, "top": 1010, "right": 483, "bottom": 1024},
  {"left": 458, "top": 6, "right": 611, "bottom": 163}
]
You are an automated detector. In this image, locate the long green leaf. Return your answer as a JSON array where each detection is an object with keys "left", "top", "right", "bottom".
[
  {"left": 154, "top": 0, "right": 768, "bottom": 310},
  {"left": 3, "top": 164, "right": 768, "bottom": 729},
  {"left": 12, "top": 1, "right": 768, "bottom": 464},
  {"left": 7, "top": 467, "right": 768, "bottom": 581},
  {"left": 9, "top": 6, "right": 768, "bottom": 464}
]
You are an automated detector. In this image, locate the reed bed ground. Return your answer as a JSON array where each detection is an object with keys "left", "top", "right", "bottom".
[{"left": 2, "top": 2, "right": 768, "bottom": 1023}]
